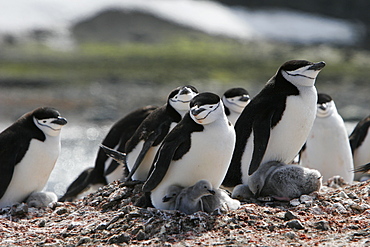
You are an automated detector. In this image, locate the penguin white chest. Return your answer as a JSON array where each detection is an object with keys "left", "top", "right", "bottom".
[
  {"left": 265, "top": 88, "right": 317, "bottom": 163},
  {"left": 151, "top": 120, "right": 235, "bottom": 210},
  {"left": 0, "top": 136, "right": 61, "bottom": 207},
  {"left": 301, "top": 114, "right": 354, "bottom": 183}
]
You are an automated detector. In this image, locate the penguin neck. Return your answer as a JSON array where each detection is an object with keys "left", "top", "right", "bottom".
[
  {"left": 224, "top": 106, "right": 231, "bottom": 116},
  {"left": 267, "top": 73, "right": 300, "bottom": 96},
  {"left": 166, "top": 103, "right": 182, "bottom": 123}
]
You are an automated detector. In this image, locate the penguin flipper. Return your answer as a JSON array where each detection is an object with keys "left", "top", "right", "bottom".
[
  {"left": 0, "top": 151, "right": 17, "bottom": 199},
  {"left": 100, "top": 144, "right": 126, "bottom": 175},
  {"left": 142, "top": 140, "right": 176, "bottom": 192},
  {"left": 125, "top": 131, "right": 161, "bottom": 182},
  {"left": 353, "top": 163, "right": 370, "bottom": 173},
  {"left": 248, "top": 114, "right": 272, "bottom": 175}
]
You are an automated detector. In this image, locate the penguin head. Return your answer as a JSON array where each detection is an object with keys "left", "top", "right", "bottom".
[
  {"left": 280, "top": 60, "right": 326, "bottom": 87},
  {"left": 162, "top": 185, "right": 183, "bottom": 203},
  {"left": 222, "top": 87, "right": 250, "bottom": 114},
  {"left": 168, "top": 85, "right": 198, "bottom": 113},
  {"left": 316, "top": 93, "right": 336, "bottom": 118},
  {"left": 193, "top": 180, "right": 215, "bottom": 199},
  {"left": 190, "top": 92, "right": 224, "bottom": 125},
  {"left": 32, "top": 107, "right": 67, "bottom": 137}
]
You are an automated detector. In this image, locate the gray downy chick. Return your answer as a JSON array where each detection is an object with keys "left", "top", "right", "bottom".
[
  {"left": 26, "top": 191, "right": 58, "bottom": 208},
  {"left": 162, "top": 185, "right": 183, "bottom": 210},
  {"left": 202, "top": 188, "right": 240, "bottom": 213},
  {"left": 248, "top": 161, "right": 322, "bottom": 201},
  {"left": 231, "top": 184, "right": 255, "bottom": 201},
  {"left": 175, "top": 180, "right": 215, "bottom": 214}
]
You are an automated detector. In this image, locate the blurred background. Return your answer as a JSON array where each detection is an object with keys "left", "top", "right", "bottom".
[{"left": 0, "top": 0, "right": 369, "bottom": 197}]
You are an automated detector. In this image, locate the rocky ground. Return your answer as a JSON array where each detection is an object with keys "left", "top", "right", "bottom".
[{"left": 0, "top": 178, "right": 369, "bottom": 246}]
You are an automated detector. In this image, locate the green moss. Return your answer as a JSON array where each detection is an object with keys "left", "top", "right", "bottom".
[{"left": 1, "top": 38, "right": 370, "bottom": 86}]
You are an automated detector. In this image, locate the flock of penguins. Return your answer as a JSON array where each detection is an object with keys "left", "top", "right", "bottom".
[{"left": 1, "top": 59, "right": 370, "bottom": 215}]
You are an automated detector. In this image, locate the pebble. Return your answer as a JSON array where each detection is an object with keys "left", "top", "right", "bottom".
[
  {"left": 286, "top": 219, "right": 304, "bottom": 230},
  {"left": 285, "top": 231, "right": 297, "bottom": 239},
  {"left": 55, "top": 207, "right": 68, "bottom": 215},
  {"left": 284, "top": 211, "right": 298, "bottom": 221},
  {"left": 77, "top": 237, "right": 91, "bottom": 246},
  {"left": 314, "top": 220, "right": 331, "bottom": 230},
  {"left": 332, "top": 202, "right": 347, "bottom": 213},
  {"left": 289, "top": 199, "right": 300, "bottom": 207},
  {"left": 107, "top": 233, "right": 131, "bottom": 244},
  {"left": 338, "top": 191, "right": 349, "bottom": 198}
]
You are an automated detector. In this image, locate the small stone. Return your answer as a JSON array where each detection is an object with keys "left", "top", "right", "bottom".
[
  {"left": 332, "top": 202, "right": 347, "bottom": 213},
  {"left": 135, "top": 230, "right": 148, "bottom": 241},
  {"left": 77, "top": 237, "right": 91, "bottom": 246},
  {"left": 314, "top": 220, "right": 331, "bottom": 230},
  {"left": 300, "top": 195, "right": 314, "bottom": 206},
  {"left": 107, "top": 233, "right": 131, "bottom": 244},
  {"left": 338, "top": 191, "right": 349, "bottom": 198},
  {"left": 284, "top": 211, "right": 298, "bottom": 221},
  {"left": 38, "top": 220, "right": 46, "bottom": 227},
  {"left": 10, "top": 203, "right": 28, "bottom": 216},
  {"left": 286, "top": 219, "right": 304, "bottom": 230},
  {"left": 290, "top": 199, "right": 300, "bottom": 206},
  {"left": 310, "top": 206, "right": 325, "bottom": 215},
  {"left": 55, "top": 207, "right": 68, "bottom": 215},
  {"left": 285, "top": 231, "right": 297, "bottom": 239}
]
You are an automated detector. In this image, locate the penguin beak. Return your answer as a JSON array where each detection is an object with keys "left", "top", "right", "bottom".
[
  {"left": 52, "top": 116, "right": 68, "bottom": 125},
  {"left": 162, "top": 196, "right": 172, "bottom": 202},
  {"left": 318, "top": 103, "right": 327, "bottom": 111},
  {"left": 208, "top": 189, "right": 216, "bottom": 195},
  {"left": 191, "top": 108, "right": 205, "bottom": 116},
  {"left": 180, "top": 87, "right": 191, "bottom": 95},
  {"left": 240, "top": 95, "right": 250, "bottom": 102},
  {"left": 308, "top": 61, "right": 326, "bottom": 71}
]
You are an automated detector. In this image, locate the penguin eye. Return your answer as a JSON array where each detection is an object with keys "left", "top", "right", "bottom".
[
  {"left": 210, "top": 106, "right": 213, "bottom": 108},
  {"left": 43, "top": 120, "right": 47, "bottom": 123}
]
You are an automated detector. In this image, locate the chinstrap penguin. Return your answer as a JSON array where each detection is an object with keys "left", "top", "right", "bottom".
[
  {"left": 222, "top": 87, "right": 250, "bottom": 125},
  {"left": 223, "top": 60, "right": 326, "bottom": 188},
  {"left": 349, "top": 114, "right": 370, "bottom": 181},
  {"left": 300, "top": 93, "right": 354, "bottom": 184},
  {"left": 125, "top": 85, "right": 198, "bottom": 182},
  {"left": 174, "top": 180, "right": 215, "bottom": 215},
  {"left": 143, "top": 92, "right": 236, "bottom": 210},
  {"left": 59, "top": 105, "right": 157, "bottom": 202},
  {"left": 0, "top": 107, "right": 67, "bottom": 208},
  {"left": 248, "top": 161, "right": 322, "bottom": 201}
]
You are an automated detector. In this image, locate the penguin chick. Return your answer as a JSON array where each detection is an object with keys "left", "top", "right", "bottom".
[
  {"left": 231, "top": 184, "right": 255, "bottom": 201},
  {"left": 162, "top": 185, "right": 183, "bottom": 210},
  {"left": 175, "top": 180, "right": 215, "bottom": 215},
  {"left": 248, "top": 161, "right": 322, "bottom": 200},
  {"left": 202, "top": 188, "right": 240, "bottom": 213},
  {"left": 26, "top": 191, "right": 57, "bottom": 207}
]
